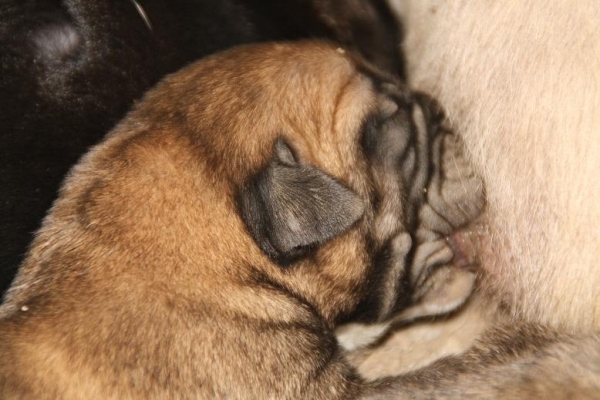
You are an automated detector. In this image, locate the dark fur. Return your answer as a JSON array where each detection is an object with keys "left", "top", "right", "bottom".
[{"left": 0, "top": 0, "right": 404, "bottom": 296}]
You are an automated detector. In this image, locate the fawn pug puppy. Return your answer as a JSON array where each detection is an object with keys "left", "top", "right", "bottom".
[{"left": 0, "top": 41, "right": 482, "bottom": 398}]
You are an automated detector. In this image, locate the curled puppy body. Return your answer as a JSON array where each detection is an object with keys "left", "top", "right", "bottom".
[{"left": 0, "top": 42, "right": 482, "bottom": 399}]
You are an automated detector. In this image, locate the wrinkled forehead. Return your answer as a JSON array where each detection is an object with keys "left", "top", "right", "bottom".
[
  {"left": 182, "top": 41, "right": 398, "bottom": 182},
  {"left": 247, "top": 45, "right": 393, "bottom": 163},
  {"left": 256, "top": 42, "right": 381, "bottom": 127},
  {"left": 264, "top": 49, "right": 404, "bottom": 179}
]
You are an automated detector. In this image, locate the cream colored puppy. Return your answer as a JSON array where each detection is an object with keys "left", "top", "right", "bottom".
[
  {"left": 350, "top": 1, "right": 600, "bottom": 397},
  {"left": 393, "top": 1, "right": 600, "bottom": 330}
]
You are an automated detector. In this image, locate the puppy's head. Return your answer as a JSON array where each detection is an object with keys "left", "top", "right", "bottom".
[
  {"left": 12, "top": 41, "right": 474, "bottom": 331},
  {"left": 150, "top": 41, "right": 453, "bottom": 324}
]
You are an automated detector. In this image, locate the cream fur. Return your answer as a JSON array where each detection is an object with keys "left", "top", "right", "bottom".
[{"left": 391, "top": 0, "right": 600, "bottom": 331}]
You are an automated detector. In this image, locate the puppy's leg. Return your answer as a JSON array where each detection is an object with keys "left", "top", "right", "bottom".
[
  {"left": 346, "top": 294, "right": 495, "bottom": 378},
  {"left": 364, "top": 324, "right": 600, "bottom": 400}
]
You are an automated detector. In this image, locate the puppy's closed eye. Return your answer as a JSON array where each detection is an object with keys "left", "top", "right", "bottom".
[{"left": 238, "top": 138, "right": 364, "bottom": 266}]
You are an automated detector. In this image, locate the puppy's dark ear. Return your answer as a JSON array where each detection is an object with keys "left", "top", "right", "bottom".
[{"left": 239, "top": 138, "right": 364, "bottom": 265}]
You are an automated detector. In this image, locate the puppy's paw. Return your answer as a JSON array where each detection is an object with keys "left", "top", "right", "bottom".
[
  {"left": 335, "top": 260, "right": 475, "bottom": 351},
  {"left": 398, "top": 237, "right": 475, "bottom": 323},
  {"left": 410, "top": 238, "right": 453, "bottom": 286},
  {"left": 400, "top": 262, "right": 475, "bottom": 322}
]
